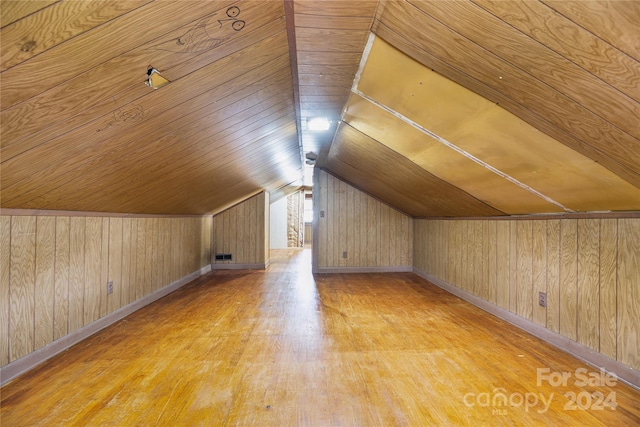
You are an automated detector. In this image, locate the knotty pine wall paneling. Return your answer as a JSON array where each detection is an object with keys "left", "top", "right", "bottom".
[
  {"left": 0, "top": 213, "right": 212, "bottom": 368},
  {"left": 414, "top": 218, "right": 640, "bottom": 371},
  {"left": 211, "top": 192, "right": 270, "bottom": 269},
  {"left": 314, "top": 170, "right": 412, "bottom": 271}
]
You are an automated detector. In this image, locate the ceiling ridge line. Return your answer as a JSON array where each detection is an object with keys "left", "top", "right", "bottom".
[{"left": 350, "top": 88, "right": 574, "bottom": 214}]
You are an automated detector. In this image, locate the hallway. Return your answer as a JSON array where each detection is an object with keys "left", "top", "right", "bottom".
[{"left": 1, "top": 249, "right": 638, "bottom": 426}]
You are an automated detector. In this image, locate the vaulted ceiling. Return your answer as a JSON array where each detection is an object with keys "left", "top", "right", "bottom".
[{"left": 1, "top": 0, "right": 639, "bottom": 217}]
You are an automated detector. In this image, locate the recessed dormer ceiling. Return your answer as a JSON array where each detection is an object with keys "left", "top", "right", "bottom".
[{"left": 1, "top": 1, "right": 639, "bottom": 217}]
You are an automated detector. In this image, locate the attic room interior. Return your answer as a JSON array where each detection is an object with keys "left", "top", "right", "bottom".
[{"left": 0, "top": 0, "right": 639, "bottom": 424}]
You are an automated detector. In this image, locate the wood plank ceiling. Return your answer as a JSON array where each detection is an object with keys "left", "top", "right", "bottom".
[{"left": 1, "top": 0, "right": 639, "bottom": 217}]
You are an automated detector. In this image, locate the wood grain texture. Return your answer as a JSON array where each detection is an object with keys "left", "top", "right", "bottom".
[
  {"left": 107, "top": 217, "right": 123, "bottom": 315},
  {"left": 135, "top": 219, "right": 146, "bottom": 300},
  {"left": 599, "top": 219, "right": 617, "bottom": 359},
  {"left": 1, "top": 1, "right": 233, "bottom": 108},
  {"left": 460, "top": 221, "right": 469, "bottom": 292},
  {"left": 0, "top": 216, "right": 10, "bottom": 365},
  {"left": 2, "top": 0, "right": 640, "bottom": 223},
  {"left": 516, "top": 221, "right": 533, "bottom": 321},
  {"left": 83, "top": 218, "right": 102, "bottom": 326},
  {"left": 413, "top": 216, "right": 639, "bottom": 372},
  {"left": 2, "top": 16, "right": 287, "bottom": 162},
  {"left": 471, "top": 221, "right": 482, "bottom": 296},
  {"left": 2, "top": 213, "right": 211, "bottom": 369},
  {"left": 532, "top": 221, "right": 547, "bottom": 326},
  {"left": 473, "top": 0, "right": 640, "bottom": 102},
  {"left": 212, "top": 193, "right": 268, "bottom": 266},
  {"left": 68, "top": 217, "right": 85, "bottom": 333},
  {"left": 546, "top": 220, "right": 561, "bottom": 333},
  {"left": 372, "top": 20, "right": 640, "bottom": 189},
  {"left": 127, "top": 219, "right": 138, "bottom": 305},
  {"left": 374, "top": 0, "right": 640, "bottom": 187},
  {"left": 2, "top": 42, "right": 296, "bottom": 214},
  {"left": 315, "top": 170, "right": 412, "bottom": 269},
  {"left": 508, "top": 221, "right": 517, "bottom": 313},
  {"left": 559, "top": 219, "right": 578, "bottom": 341},
  {"left": 34, "top": 216, "right": 55, "bottom": 350},
  {"left": 99, "top": 218, "right": 109, "bottom": 318},
  {"left": 1, "top": 2, "right": 301, "bottom": 218},
  {"left": 3, "top": 249, "right": 639, "bottom": 425},
  {"left": 325, "top": 124, "right": 505, "bottom": 218},
  {"left": 542, "top": 0, "right": 640, "bottom": 60},
  {"left": 53, "top": 217, "right": 69, "bottom": 340},
  {"left": 1, "top": 1, "right": 150, "bottom": 72},
  {"left": 410, "top": 0, "right": 640, "bottom": 141},
  {"left": 9, "top": 216, "right": 36, "bottom": 361},
  {"left": 577, "top": 219, "right": 600, "bottom": 350},
  {"left": 617, "top": 219, "right": 640, "bottom": 370},
  {"left": 495, "top": 220, "right": 509, "bottom": 310},
  {"left": 0, "top": 0, "right": 57, "bottom": 28}
]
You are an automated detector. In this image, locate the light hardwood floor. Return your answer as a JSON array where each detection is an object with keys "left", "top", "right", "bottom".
[{"left": 1, "top": 249, "right": 638, "bottom": 426}]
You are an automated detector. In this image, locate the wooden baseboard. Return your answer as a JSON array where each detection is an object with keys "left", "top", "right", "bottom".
[
  {"left": 413, "top": 267, "right": 640, "bottom": 390},
  {"left": 0, "top": 264, "right": 212, "bottom": 387},
  {"left": 211, "top": 262, "right": 269, "bottom": 270},
  {"left": 314, "top": 266, "right": 413, "bottom": 274}
]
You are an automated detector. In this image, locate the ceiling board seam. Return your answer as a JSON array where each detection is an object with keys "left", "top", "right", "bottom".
[
  {"left": 371, "top": 20, "right": 640, "bottom": 189},
  {"left": 3, "top": 91, "right": 296, "bottom": 208},
  {"left": 403, "top": 0, "right": 640, "bottom": 143},
  {"left": 337, "top": 121, "right": 506, "bottom": 216},
  {"left": 469, "top": 0, "right": 640, "bottom": 105},
  {"left": 0, "top": 1, "right": 61, "bottom": 30},
  {"left": 2, "top": 0, "right": 248, "bottom": 111},
  {"left": 0, "top": 1, "right": 152, "bottom": 72},
  {"left": 1, "top": 53, "right": 293, "bottom": 165},
  {"left": 349, "top": 32, "right": 376, "bottom": 103},
  {"left": 284, "top": 0, "right": 305, "bottom": 171},
  {"left": 350, "top": 88, "right": 573, "bottom": 213},
  {"left": 539, "top": 0, "right": 640, "bottom": 62}
]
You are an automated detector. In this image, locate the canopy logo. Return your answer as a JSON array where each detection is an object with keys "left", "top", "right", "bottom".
[{"left": 463, "top": 367, "right": 618, "bottom": 415}]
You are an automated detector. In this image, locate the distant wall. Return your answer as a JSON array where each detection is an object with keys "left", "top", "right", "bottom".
[
  {"left": 212, "top": 191, "right": 269, "bottom": 269},
  {"left": 287, "top": 191, "right": 304, "bottom": 248},
  {"left": 413, "top": 218, "right": 640, "bottom": 373},
  {"left": 0, "top": 212, "right": 212, "bottom": 371},
  {"left": 313, "top": 170, "right": 412, "bottom": 272},
  {"left": 269, "top": 197, "right": 288, "bottom": 249}
]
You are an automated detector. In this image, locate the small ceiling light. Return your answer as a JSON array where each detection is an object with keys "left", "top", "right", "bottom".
[
  {"left": 145, "top": 67, "right": 170, "bottom": 89},
  {"left": 307, "top": 117, "right": 331, "bottom": 131}
]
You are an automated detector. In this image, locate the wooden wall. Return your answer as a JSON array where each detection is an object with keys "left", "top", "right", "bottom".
[
  {"left": 212, "top": 192, "right": 270, "bottom": 268},
  {"left": 314, "top": 170, "right": 412, "bottom": 270},
  {"left": 414, "top": 218, "right": 640, "bottom": 371},
  {"left": 0, "top": 213, "right": 212, "bottom": 368}
]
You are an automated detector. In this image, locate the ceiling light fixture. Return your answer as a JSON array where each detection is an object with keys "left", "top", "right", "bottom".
[
  {"left": 305, "top": 152, "right": 318, "bottom": 165},
  {"left": 307, "top": 117, "right": 331, "bottom": 131}
]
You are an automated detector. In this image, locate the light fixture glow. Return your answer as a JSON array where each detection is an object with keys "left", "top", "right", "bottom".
[{"left": 307, "top": 117, "right": 331, "bottom": 131}]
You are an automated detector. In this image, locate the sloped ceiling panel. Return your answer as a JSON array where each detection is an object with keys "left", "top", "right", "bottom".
[
  {"left": 1, "top": 1, "right": 302, "bottom": 215},
  {"left": 339, "top": 37, "right": 640, "bottom": 215},
  {"left": 371, "top": 0, "right": 640, "bottom": 188},
  {"left": 320, "top": 0, "right": 640, "bottom": 217},
  {"left": 293, "top": 0, "right": 378, "bottom": 172},
  {"left": 325, "top": 123, "right": 505, "bottom": 218},
  {"left": 2, "top": 0, "right": 639, "bottom": 218}
]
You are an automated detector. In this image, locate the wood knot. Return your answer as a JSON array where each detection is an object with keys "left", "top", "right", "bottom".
[{"left": 21, "top": 41, "right": 36, "bottom": 52}]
